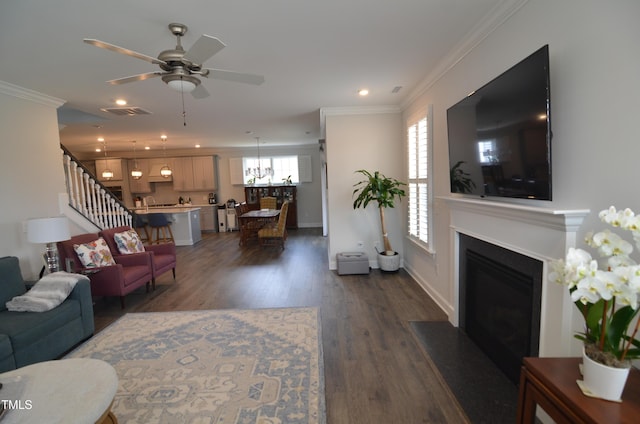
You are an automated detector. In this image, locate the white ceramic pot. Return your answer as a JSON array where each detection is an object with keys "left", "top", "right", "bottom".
[
  {"left": 377, "top": 251, "right": 400, "bottom": 272},
  {"left": 582, "top": 349, "right": 630, "bottom": 401}
]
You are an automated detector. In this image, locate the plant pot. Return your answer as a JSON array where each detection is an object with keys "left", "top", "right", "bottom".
[
  {"left": 582, "top": 348, "right": 630, "bottom": 401},
  {"left": 377, "top": 251, "right": 400, "bottom": 272}
]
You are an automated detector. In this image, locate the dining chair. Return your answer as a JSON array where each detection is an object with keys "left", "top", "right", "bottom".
[
  {"left": 258, "top": 201, "right": 289, "bottom": 249},
  {"left": 259, "top": 196, "right": 277, "bottom": 210},
  {"left": 236, "top": 202, "right": 263, "bottom": 246}
]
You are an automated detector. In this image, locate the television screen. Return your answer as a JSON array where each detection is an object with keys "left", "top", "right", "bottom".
[{"left": 447, "top": 45, "right": 551, "bottom": 200}]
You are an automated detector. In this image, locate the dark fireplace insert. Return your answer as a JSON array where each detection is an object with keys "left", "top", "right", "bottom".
[{"left": 459, "top": 234, "right": 543, "bottom": 384}]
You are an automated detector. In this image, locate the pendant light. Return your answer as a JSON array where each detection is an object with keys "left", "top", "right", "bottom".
[
  {"left": 245, "top": 137, "right": 273, "bottom": 180},
  {"left": 160, "top": 135, "right": 172, "bottom": 178},
  {"left": 130, "top": 140, "right": 143, "bottom": 180},
  {"left": 101, "top": 140, "right": 114, "bottom": 180}
]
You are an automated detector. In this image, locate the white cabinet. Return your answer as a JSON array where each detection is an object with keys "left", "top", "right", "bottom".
[
  {"left": 96, "top": 159, "right": 123, "bottom": 181},
  {"left": 127, "top": 159, "right": 151, "bottom": 193},
  {"left": 172, "top": 156, "right": 216, "bottom": 191}
]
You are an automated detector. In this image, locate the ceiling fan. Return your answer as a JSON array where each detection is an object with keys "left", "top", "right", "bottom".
[{"left": 84, "top": 23, "right": 264, "bottom": 99}]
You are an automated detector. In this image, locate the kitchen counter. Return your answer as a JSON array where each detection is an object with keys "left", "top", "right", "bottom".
[
  {"left": 133, "top": 203, "right": 217, "bottom": 212},
  {"left": 134, "top": 206, "right": 202, "bottom": 214},
  {"left": 134, "top": 207, "right": 202, "bottom": 246}
]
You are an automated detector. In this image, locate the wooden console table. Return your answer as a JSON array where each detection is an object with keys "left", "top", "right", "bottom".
[{"left": 517, "top": 357, "right": 640, "bottom": 424}]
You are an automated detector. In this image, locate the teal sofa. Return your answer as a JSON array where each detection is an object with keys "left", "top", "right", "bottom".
[{"left": 0, "top": 256, "right": 94, "bottom": 372}]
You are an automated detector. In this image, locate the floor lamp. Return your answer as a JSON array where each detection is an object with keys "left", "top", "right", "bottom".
[{"left": 27, "top": 216, "right": 71, "bottom": 274}]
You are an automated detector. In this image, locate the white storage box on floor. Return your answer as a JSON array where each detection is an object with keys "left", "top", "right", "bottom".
[{"left": 337, "top": 252, "right": 370, "bottom": 275}]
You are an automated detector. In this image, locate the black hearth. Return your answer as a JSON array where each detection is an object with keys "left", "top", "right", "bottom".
[{"left": 459, "top": 234, "right": 543, "bottom": 384}]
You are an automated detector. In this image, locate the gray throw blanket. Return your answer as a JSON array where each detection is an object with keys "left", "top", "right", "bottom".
[{"left": 5, "top": 271, "right": 89, "bottom": 312}]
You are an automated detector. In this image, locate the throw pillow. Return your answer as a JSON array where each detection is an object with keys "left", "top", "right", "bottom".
[
  {"left": 113, "top": 229, "right": 145, "bottom": 255},
  {"left": 73, "top": 237, "right": 116, "bottom": 268}
]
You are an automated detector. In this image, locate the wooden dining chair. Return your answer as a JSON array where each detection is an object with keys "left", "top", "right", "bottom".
[
  {"left": 236, "top": 202, "right": 262, "bottom": 246},
  {"left": 258, "top": 201, "right": 289, "bottom": 249}
]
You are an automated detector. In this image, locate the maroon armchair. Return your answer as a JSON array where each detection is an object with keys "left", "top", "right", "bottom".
[
  {"left": 57, "top": 233, "right": 153, "bottom": 309},
  {"left": 100, "top": 226, "right": 176, "bottom": 290}
]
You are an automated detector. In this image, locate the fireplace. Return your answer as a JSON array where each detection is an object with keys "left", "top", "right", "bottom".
[
  {"left": 459, "top": 234, "right": 543, "bottom": 384},
  {"left": 442, "top": 196, "right": 589, "bottom": 372}
]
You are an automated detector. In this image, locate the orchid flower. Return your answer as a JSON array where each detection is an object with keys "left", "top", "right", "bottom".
[{"left": 550, "top": 206, "right": 640, "bottom": 362}]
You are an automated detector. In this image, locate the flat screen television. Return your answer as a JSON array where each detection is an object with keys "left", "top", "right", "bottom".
[{"left": 447, "top": 45, "right": 551, "bottom": 200}]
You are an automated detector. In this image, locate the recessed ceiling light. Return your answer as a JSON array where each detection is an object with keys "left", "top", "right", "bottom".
[
  {"left": 195, "top": 144, "right": 201, "bottom": 148},
  {"left": 97, "top": 137, "right": 104, "bottom": 142},
  {"left": 144, "top": 146, "right": 150, "bottom": 150},
  {"left": 358, "top": 89, "right": 369, "bottom": 96},
  {"left": 95, "top": 148, "right": 102, "bottom": 152},
  {"left": 115, "top": 99, "right": 127, "bottom": 106}
]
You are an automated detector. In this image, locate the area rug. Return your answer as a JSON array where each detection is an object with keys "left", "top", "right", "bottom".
[{"left": 67, "top": 308, "right": 325, "bottom": 424}]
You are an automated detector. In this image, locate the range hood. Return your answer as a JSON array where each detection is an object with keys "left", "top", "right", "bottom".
[{"left": 148, "top": 164, "right": 173, "bottom": 182}]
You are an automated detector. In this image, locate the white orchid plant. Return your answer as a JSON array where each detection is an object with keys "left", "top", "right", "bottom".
[{"left": 549, "top": 206, "right": 640, "bottom": 366}]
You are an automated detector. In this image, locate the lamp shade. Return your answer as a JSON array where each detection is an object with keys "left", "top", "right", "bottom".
[
  {"left": 167, "top": 79, "right": 196, "bottom": 93},
  {"left": 27, "top": 217, "right": 71, "bottom": 243}
]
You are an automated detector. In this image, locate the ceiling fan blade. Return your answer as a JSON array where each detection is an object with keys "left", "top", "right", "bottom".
[
  {"left": 204, "top": 68, "right": 265, "bottom": 85},
  {"left": 107, "top": 72, "right": 163, "bottom": 85},
  {"left": 183, "top": 35, "right": 226, "bottom": 65},
  {"left": 84, "top": 39, "right": 166, "bottom": 66},
  {"left": 191, "top": 84, "right": 210, "bottom": 99}
]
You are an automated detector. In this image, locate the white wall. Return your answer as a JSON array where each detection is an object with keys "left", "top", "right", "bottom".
[
  {"left": 0, "top": 82, "right": 67, "bottom": 279},
  {"left": 324, "top": 107, "right": 403, "bottom": 269},
  {"left": 402, "top": 0, "right": 640, "bottom": 322}
]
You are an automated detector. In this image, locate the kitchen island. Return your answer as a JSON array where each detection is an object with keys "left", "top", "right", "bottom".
[{"left": 134, "top": 206, "right": 202, "bottom": 246}]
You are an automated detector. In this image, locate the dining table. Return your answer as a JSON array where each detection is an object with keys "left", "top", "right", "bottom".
[{"left": 238, "top": 209, "right": 280, "bottom": 246}]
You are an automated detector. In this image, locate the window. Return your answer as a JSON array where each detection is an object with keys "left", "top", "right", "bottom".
[
  {"left": 477, "top": 139, "right": 497, "bottom": 164},
  {"left": 242, "top": 155, "right": 299, "bottom": 185},
  {"left": 407, "top": 109, "right": 431, "bottom": 248}
]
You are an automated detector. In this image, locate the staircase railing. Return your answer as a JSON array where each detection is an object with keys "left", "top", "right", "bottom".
[{"left": 61, "top": 144, "right": 132, "bottom": 230}]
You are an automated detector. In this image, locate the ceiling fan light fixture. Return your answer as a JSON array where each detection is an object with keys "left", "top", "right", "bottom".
[{"left": 163, "top": 74, "right": 199, "bottom": 93}]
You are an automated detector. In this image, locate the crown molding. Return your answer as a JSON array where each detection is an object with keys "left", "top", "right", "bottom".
[
  {"left": 319, "top": 105, "right": 401, "bottom": 139},
  {"left": 0, "top": 80, "right": 65, "bottom": 108},
  {"left": 320, "top": 105, "right": 401, "bottom": 117},
  {"left": 401, "top": 0, "right": 529, "bottom": 109}
]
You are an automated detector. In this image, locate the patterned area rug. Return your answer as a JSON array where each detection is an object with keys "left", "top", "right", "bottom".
[{"left": 67, "top": 308, "right": 325, "bottom": 424}]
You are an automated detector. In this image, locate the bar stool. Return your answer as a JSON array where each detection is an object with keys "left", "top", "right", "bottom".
[
  {"left": 147, "top": 213, "right": 174, "bottom": 244},
  {"left": 133, "top": 213, "right": 150, "bottom": 244}
]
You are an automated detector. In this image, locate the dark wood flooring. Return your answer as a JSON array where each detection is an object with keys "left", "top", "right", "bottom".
[{"left": 92, "top": 228, "right": 469, "bottom": 423}]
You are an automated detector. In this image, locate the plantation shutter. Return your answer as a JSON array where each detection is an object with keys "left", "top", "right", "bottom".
[{"left": 408, "top": 116, "right": 429, "bottom": 245}]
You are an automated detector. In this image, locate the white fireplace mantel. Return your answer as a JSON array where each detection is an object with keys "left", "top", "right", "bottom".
[
  {"left": 442, "top": 196, "right": 590, "bottom": 357},
  {"left": 444, "top": 197, "right": 590, "bottom": 233}
]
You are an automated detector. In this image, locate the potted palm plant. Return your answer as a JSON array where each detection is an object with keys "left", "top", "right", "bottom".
[{"left": 352, "top": 169, "right": 406, "bottom": 271}]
